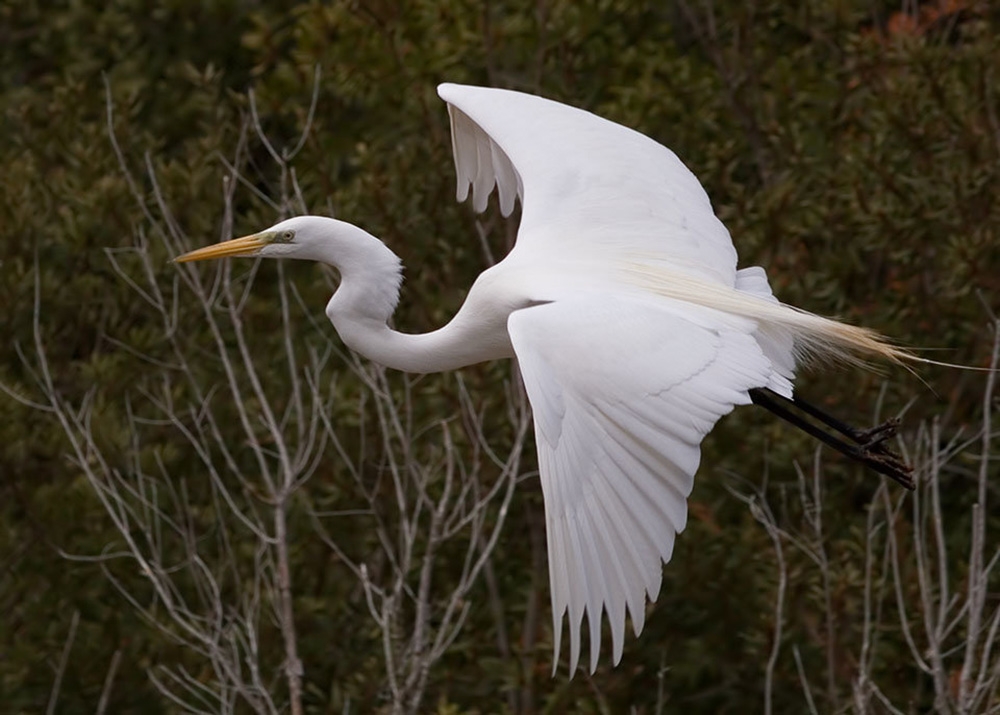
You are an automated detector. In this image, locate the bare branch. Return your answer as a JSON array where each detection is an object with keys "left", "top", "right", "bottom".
[{"left": 46, "top": 610, "right": 79, "bottom": 715}]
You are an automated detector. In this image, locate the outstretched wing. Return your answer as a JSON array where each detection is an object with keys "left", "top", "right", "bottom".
[
  {"left": 508, "top": 295, "right": 778, "bottom": 674},
  {"left": 438, "top": 82, "right": 738, "bottom": 286}
]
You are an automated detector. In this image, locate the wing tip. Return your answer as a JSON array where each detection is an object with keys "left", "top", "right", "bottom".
[{"left": 437, "top": 82, "right": 473, "bottom": 105}]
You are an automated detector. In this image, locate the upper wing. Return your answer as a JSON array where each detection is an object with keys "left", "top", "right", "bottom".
[
  {"left": 438, "top": 83, "right": 738, "bottom": 286},
  {"left": 508, "top": 295, "right": 778, "bottom": 674}
]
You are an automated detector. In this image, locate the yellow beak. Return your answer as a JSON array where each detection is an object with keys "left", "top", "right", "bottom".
[{"left": 174, "top": 234, "right": 268, "bottom": 263}]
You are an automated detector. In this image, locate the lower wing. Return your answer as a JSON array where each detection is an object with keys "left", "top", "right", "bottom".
[{"left": 508, "top": 294, "right": 782, "bottom": 674}]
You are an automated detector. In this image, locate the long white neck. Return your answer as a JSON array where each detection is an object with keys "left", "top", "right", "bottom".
[{"left": 320, "top": 224, "right": 510, "bottom": 373}]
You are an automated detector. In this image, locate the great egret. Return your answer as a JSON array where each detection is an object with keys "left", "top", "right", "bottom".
[{"left": 176, "top": 83, "right": 912, "bottom": 674}]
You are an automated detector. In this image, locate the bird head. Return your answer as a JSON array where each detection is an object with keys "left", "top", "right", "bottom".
[{"left": 174, "top": 216, "right": 337, "bottom": 264}]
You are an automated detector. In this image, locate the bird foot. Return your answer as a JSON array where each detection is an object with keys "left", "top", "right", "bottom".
[
  {"left": 854, "top": 418, "right": 900, "bottom": 453},
  {"left": 849, "top": 423, "right": 914, "bottom": 490},
  {"left": 750, "top": 388, "right": 915, "bottom": 490}
]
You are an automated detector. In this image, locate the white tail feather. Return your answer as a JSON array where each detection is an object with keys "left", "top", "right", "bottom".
[{"left": 623, "top": 263, "right": 912, "bottom": 367}]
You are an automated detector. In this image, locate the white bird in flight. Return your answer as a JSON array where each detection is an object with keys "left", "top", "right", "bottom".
[{"left": 176, "top": 83, "right": 913, "bottom": 674}]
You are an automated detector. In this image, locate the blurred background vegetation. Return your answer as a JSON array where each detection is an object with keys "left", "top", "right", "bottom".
[{"left": 2, "top": 0, "right": 999, "bottom": 712}]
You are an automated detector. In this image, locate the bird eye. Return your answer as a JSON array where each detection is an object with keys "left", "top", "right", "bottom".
[{"left": 281, "top": 230, "right": 295, "bottom": 242}]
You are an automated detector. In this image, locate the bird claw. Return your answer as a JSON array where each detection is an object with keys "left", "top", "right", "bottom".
[
  {"left": 855, "top": 417, "right": 899, "bottom": 449},
  {"left": 850, "top": 426, "right": 915, "bottom": 490}
]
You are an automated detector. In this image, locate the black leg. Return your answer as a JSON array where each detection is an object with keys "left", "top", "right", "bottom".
[
  {"left": 749, "top": 387, "right": 914, "bottom": 490},
  {"left": 785, "top": 392, "right": 899, "bottom": 457}
]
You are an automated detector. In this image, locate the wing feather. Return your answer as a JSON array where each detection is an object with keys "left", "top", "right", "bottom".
[
  {"left": 509, "top": 295, "right": 779, "bottom": 673},
  {"left": 596, "top": 404, "right": 691, "bottom": 534},
  {"left": 447, "top": 104, "right": 476, "bottom": 204},
  {"left": 490, "top": 138, "right": 519, "bottom": 216},
  {"left": 583, "top": 486, "right": 631, "bottom": 663},
  {"left": 593, "top": 452, "right": 666, "bottom": 605},
  {"left": 472, "top": 132, "right": 494, "bottom": 212}
]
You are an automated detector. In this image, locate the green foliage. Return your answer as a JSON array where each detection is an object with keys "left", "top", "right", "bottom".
[{"left": 2, "top": 0, "right": 999, "bottom": 712}]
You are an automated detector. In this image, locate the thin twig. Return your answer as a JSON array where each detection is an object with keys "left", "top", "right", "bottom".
[{"left": 47, "top": 610, "right": 79, "bottom": 715}]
